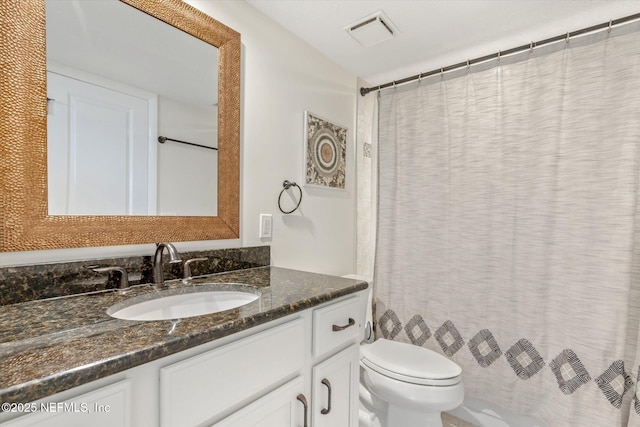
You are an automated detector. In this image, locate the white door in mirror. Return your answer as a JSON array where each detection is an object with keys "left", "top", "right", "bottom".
[{"left": 47, "top": 71, "right": 156, "bottom": 215}]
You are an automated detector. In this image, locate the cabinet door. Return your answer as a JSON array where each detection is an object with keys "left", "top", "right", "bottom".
[
  {"left": 312, "top": 344, "right": 359, "bottom": 427},
  {"left": 213, "top": 377, "right": 306, "bottom": 427},
  {"left": 2, "top": 380, "right": 130, "bottom": 427}
]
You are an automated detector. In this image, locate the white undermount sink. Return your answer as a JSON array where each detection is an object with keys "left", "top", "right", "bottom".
[{"left": 107, "top": 285, "right": 260, "bottom": 321}]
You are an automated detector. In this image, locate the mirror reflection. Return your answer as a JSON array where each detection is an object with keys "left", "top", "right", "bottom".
[{"left": 46, "top": 0, "right": 219, "bottom": 216}]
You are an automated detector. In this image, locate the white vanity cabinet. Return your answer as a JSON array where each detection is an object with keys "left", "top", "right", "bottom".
[
  {"left": 214, "top": 293, "right": 366, "bottom": 427},
  {"left": 1, "top": 290, "right": 367, "bottom": 427}
]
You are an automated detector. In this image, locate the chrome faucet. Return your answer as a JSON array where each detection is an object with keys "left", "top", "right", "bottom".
[{"left": 153, "top": 242, "right": 182, "bottom": 285}]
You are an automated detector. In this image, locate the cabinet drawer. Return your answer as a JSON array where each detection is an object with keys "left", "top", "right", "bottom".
[
  {"left": 161, "top": 318, "right": 305, "bottom": 427},
  {"left": 313, "top": 297, "right": 361, "bottom": 358}
]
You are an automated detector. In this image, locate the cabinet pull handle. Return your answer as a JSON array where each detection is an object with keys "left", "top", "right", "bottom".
[
  {"left": 332, "top": 318, "right": 355, "bottom": 331},
  {"left": 320, "top": 378, "right": 332, "bottom": 415},
  {"left": 296, "top": 394, "right": 309, "bottom": 427}
]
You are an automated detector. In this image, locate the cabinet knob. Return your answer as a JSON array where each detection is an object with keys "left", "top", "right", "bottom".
[
  {"left": 320, "top": 378, "right": 332, "bottom": 415},
  {"left": 296, "top": 393, "right": 309, "bottom": 427},
  {"left": 332, "top": 318, "right": 355, "bottom": 332}
]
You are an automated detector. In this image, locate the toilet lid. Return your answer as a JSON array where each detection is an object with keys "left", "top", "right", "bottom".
[{"left": 361, "top": 339, "right": 462, "bottom": 386}]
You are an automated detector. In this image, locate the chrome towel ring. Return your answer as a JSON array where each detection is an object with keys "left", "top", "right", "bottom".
[{"left": 278, "top": 180, "right": 302, "bottom": 214}]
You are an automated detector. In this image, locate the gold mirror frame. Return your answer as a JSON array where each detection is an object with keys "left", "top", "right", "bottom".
[{"left": 0, "top": 0, "right": 240, "bottom": 252}]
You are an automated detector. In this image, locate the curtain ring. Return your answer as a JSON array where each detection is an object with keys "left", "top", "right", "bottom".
[
  {"left": 608, "top": 19, "right": 612, "bottom": 33},
  {"left": 566, "top": 32, "right": 570, "bottom": 43},
  {"left": 529, "top": 41, "right": 534, "bottom": 53},
  {"left": 497, "top": 50, "right": 501, "bottom": 62},
  {"left": 278, "top": 180, "right": 302, "bottom": 214},
  {"left": 418, "top": 73, "right": 422, "bottom": 83},
  {"left": 440, "top": 67, "right": 444, "bottom": 77},
  {"left": 466, "top": 59, "right": 470, "bottom": 70}
]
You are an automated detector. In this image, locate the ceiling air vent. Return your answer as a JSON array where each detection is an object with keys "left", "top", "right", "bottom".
[{"left": 345, "top": 10, "right": 398, "bottom": 47}]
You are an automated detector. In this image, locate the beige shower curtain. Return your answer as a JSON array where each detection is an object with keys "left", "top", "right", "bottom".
[{"left": 374, "top": 23, "right": 640, "bottom": 426}]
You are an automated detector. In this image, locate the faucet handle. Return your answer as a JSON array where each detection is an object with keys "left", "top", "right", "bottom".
[
  {"left": 89, "top": 266, "right": 130, "bottom": 290},
  {"left": 183, "top": 257, "right": 208, "bottom": 280}
]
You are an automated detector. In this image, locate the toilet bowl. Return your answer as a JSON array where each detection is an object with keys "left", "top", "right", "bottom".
[{"left": 342, "top": 275, "right": 464, "bottom": 427}]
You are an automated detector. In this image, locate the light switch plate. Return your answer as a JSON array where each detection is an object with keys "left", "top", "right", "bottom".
[{"left": 259, "top": 214, "right": 272, "bottom": 239}]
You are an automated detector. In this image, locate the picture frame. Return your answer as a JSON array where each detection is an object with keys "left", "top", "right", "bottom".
[{"left": 304, "top": 111, "right": 347, "bottom": 190}]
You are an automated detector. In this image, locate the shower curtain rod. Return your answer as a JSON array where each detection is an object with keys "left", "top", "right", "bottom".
[{"left": 360, "top": 12, "right": 640, "bottom": 96}]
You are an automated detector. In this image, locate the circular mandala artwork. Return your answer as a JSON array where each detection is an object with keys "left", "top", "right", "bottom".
[
  {"left": 305, "top": 112, "right": 346, "bottom": 189},
  {"left": 311, "top": 128, "right": 339, "bottom": 177}
]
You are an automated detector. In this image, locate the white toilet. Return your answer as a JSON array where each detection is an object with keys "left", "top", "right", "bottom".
[
  {"left": 343, "top": 275, "right": 464, "bottom": 427},
  {"left": 360, "top": 338, "right": 464, "bottom": 427}
]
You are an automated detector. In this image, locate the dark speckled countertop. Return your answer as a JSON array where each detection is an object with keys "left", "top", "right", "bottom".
[{"left": 0, "top": 267, "right": 368, "bottom": 404}]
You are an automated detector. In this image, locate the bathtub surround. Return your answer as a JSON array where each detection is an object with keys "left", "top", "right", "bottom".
[
  {"left": 0, "top": 246, "right": 270, "bottom": 306},
  {"left": 374, "top": 21, "right": 640, "bottom": 427}
]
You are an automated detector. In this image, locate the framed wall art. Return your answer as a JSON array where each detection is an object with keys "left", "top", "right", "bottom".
[{"left": 304, "top": 111, "right": 347, "bottom": 190}]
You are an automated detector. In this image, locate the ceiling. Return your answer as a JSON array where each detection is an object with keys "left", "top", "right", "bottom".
[
  {"left": 245, "top": 1, "right": 640, "bottom": 85},
  {"left": 47, "top": 0, "right": 218, "bottom": 106}
]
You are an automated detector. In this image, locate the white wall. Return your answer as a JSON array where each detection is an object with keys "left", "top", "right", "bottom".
[
  {"left": 192, "top": 0, "right": 358, "bottom": 275},
  {"left": 157, "top": 97, "right": 218, "bottom": 216},
  {"left": 1, "top": 0, "right": 358, "bottom": 277}
]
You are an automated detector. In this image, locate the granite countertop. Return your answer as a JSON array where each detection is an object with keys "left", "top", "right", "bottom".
[{"left": 0, "top": 266, "right": 368, "bottom": 404}]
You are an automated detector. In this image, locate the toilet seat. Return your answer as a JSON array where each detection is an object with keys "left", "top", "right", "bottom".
[{"left": 361, "top": 339, "right": 462, "bottom": 386}]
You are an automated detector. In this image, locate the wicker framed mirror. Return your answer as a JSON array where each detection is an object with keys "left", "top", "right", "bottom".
[{"left": 0, "top": 0, "right": 240, "bottom": 252}]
